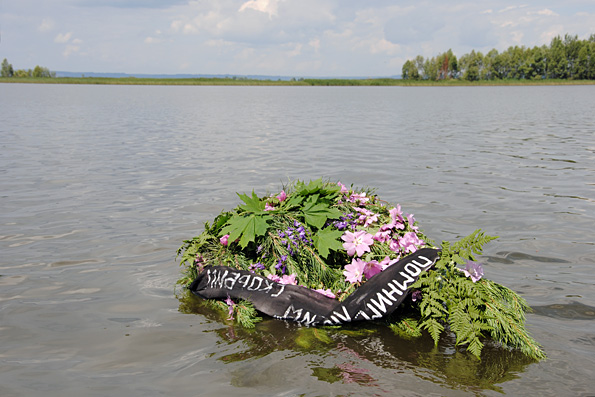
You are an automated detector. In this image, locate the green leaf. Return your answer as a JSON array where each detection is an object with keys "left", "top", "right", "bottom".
[
  {"left": 221, "top": 213, "right": 272, "bottom": 248},
  {"left": 238, "top": 215, "right": 269, "bottom": 248},
  {"left": 238, "top": 190, "right": 265, "bottom": 213},
  {"left": 283, "top": 194, "right": 304, "bottom": 210},
  {"left": 296, "top": 178, "right": 324, "bottom": 195},
  {"left": 302, "top": 198, "right": 342, "bottom": 229},
  {"left": 313, "top": 227, "right": 344, "bottom": 258}
]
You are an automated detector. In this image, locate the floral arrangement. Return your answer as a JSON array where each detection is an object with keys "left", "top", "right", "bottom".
[{"left": 177, "top": 179, "right": 545, "bottom": 360}]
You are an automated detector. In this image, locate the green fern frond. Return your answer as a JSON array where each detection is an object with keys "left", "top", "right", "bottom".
[
  {"left": 421, "top": 318, "right": 445, "bottom": 345},
  {"left": 234, "top": 300, "right": 262, "bottom": 328},
  {"left": 389, "top": 318, "right": 423, "bottom": 339}
]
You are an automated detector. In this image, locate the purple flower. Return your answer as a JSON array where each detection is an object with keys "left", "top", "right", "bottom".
[
  {"left": 343, "top": 258, "right": 366, "bottom": 284},
  {"left": 275, "top": 255, "right": 288, "bottom": 274},
  {"left": 463, "top": 261, "right": 484, "bottom": 283},
  {"left": 249, "top": 262, "right": 265, "bottom": 272},
  {"left": 411, "top": 290, "right": 422, "bottom": 302},
  {"left": 220, "top": 234, "right": 230, "bottom": 246},
  {"left": 341, "top": 230, "right": 374, "bottom": 257},
  {"left": 264, "top": 202, "right": 275, "bottom": 211},
  {"left": 334, "top": 220, "right": 349, "bottom": 230}
]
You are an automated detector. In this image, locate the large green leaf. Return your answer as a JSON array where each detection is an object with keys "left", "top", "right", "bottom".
[
  {"left": 221, "top": 213, "right": 272, "bottom": 248},
  {"left": 313, "top": 227, "right": 344, "bottom": 258},
  {"left": 302, "top": 198, "right": 342, "bottom": 229},
  {"left": 238, "top": 190, "right": 265, "bottom": 213}
]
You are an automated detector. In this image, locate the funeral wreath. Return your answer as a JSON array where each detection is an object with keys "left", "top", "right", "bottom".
[{"left": 177, "top": 179, "right": 545, "bottom": 360}]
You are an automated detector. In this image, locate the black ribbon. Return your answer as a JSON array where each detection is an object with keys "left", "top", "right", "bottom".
[{"left": 189, "top": 247, "right": 440, "bottom": 326}]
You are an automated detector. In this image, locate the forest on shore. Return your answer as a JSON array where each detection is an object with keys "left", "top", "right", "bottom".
[
  {"left": 1, "top": 59, "right": 54, "bottom": 78},
  {"left": 402, "top": 34, "right": 595, "bottom": 81},
  {"left": 2, "top": 33, "right": 595, "bottom": 85}
]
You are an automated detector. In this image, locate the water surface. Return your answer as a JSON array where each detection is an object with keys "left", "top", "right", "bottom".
[{"left": 1, "top": 83, "right": 594, "bottom": 396}]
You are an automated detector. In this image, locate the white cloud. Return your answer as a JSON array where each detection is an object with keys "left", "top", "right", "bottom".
[
  {"left": 535, "top": 9, "right": 558, "bottom": 16},
  {"left": 369, "top": 38, "right": 400, "bottom": 55},
  {"left": 63, "top": 44, "right": 80, "bottom": 57},
  {"left": 205, "top": 38, "right": 233, "bottom": 47},
  {"left": 510, "top": 30, "right": 524, "bottom": 44},
  {"left": 308, "top": 38, "right": 320, "bottom": 53},
  {"left": 238, "top": 0, "right": 281, "bottom": 19},
  {"left": 498, "top": 5, "right": 528, "bottom": 13},
  {"left": 286, "top": 43, "right": 302, "bottom": 57},
  {"left": 54, "top": 32, "right": 73, "bottom": 43},
  {"left": 38, "top": 18, "right": 55, "bottom": 32},
  {"left": 170, "top": 20, "right": 183, "bottom": 32},
  {"left": 144, "top": 36, "right": 161, "bottom": 44},
  {"left": 540, "top": 25, "right": 565, "bottom": 43},
  {"left": 183, "top": 23, "right": 199, "bottom": 34}
]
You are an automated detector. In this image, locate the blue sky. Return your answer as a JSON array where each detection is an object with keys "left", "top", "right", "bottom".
[{"left": 1, "top": 0, "right": 594, "bottom": 76}]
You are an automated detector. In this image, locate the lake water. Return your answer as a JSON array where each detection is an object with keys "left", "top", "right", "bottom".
[{"left": 1, "top": 83, "right": 594, "bottom": 396}]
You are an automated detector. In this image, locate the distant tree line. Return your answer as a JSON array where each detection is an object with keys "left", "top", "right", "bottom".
[
  {"left": 1, "top": 58, "right": 55, "bottom": 78},
  {"left": 402, "top": 34, "right": 595, "bottom": 81}
]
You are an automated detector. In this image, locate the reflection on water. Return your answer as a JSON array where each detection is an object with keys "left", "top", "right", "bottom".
[
  {"left": 532, "top": 301, "right": 595, "bottom": 320},
  {"left": 178, "top": 291, "right": 536, "bottom": 394},
  {"left": 487, "top": 251, "right": 572, "bottom": 265}
]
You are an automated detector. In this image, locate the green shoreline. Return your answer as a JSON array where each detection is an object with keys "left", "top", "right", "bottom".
[{"left": 1, "top": 76, "right": 594, "bottom": 86}]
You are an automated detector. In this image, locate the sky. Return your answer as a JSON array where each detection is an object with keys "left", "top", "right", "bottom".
[{"left": 1, "top": 0, "right": 594, "bottom": 77}]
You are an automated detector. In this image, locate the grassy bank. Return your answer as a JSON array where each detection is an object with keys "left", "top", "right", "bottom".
[{"left": 1, "top": 76, "right": 594, "bottom": 86}]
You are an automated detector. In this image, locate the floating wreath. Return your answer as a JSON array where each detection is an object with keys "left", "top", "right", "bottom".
[{"left": 177, "top": 178, "right": 545, "bottom": 360}]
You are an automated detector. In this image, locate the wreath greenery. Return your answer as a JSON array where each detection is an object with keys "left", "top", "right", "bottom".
[{"left": 177, "top": 178, "right": 545, "bottom": 360}]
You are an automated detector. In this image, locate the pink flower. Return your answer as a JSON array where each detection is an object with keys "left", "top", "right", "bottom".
[
  {"left": 338, "top": 182, "right": 349, "bottom": 193},
  {"left": 407, "top": 213, "right": 418, "bottom": 231},
  {"left": 399, "top": 232, "right": 424, "bottom": 253},
  {"left": 379, "top": 206, "right": 405, "bottom": 233},
  {"left": 378, "top": 255, "right": 399, "bottom": 270},
  {"left": 363, "top": 260, "right": 383, "bottom": 279},
  {"left": 341, "top": 230, "right": 374, "bottom": 257},
  {"left": 389, "top": 238, "right": 400, "bottom": 252},
  {"left": 267, "top": 274, "right": 281, "bottom": 283},
  {"left": 373, "top": 229, "right": 391, "bottom": 243},
  {"left": 314, "top": 288, "right": 336, "bottom": 299},
  {"left": 279, "top": 274, "right": 298, "bottom": 285},
  {"left": 225, "top": 295, "right": 235, "bottom": 320},
  {"left": 355, "top": 207, "right": 378, "bottom": 227},
  {"left": 220, "top": 234, "right": 230, "bottom": 246},
  {"left": 264, "top": 202, "right": 275, "bottom": 211},
  {"left": 276, "top": 190, "right": 287, "bottom": 202},
  {"left": 348, "top": 192, "right": 369, "bottom": 205},
  {"left": 343, "top": 258, "right": 366, "bottom": 284}
]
